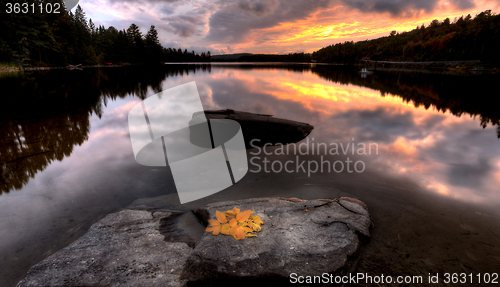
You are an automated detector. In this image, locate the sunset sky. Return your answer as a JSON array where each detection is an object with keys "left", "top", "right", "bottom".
[{"left": 78, "top": 0, "right": 500, "bottom": 54}]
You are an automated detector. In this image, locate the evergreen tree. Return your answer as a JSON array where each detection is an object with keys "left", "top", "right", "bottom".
[
  {"left": 145, "top": 25, "right": 162, "bottom": 64},
  {"left": 89, "top": 19, "right": 96, "bottom": 35},
  {"left": 127, "top": 24, "right": 145, "bottom": 63},
  {"left": 145, "top": 25, "right": 160, "bottom": 47}
]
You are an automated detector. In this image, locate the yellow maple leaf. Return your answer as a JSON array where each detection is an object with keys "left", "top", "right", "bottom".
[
  {"left": 205, "top": 210, "right": 228, "bottom": 235},
  {"left": 236, "top": 210, "right": 254, "bottom": 222},
  {"left": 251, "top": 215, "right": 264, "bottom": 225},
  {"left": 220, "top": 224, "right": 231, "bottom": 235},
  {"left": 205, "top": 219, "right": 222, "bottom": 235},
  {"left": 205, "top": 207, "right": 263, "bottom": 240},
  {"left": 216, "top": 210, "right": 227, "bottom": 223},
  {"left": 229, "top": 225, "right": 246, "bottom": 240},
  {"left": 224, "top": 207, "right": 240, "bottom": 219}
]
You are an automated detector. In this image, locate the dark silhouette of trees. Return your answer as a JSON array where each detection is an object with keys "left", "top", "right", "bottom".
[
  {"left": 313, "top": 10, "right": 500, "bottom": 65},
  {"left": 126, "top": 23, "right": 145, "bottom": 63},
  {"left": 0, "top": 2, "right": 210, "bottom": 66},
  {"left": 145, "top": 25, "right": 162, "bottom": 64},
  {"left": 0, "top": 0, "right": 70, "bottom": 65},
  {"left": 161, "top": 47, "right": 212, "bottom": 62}
]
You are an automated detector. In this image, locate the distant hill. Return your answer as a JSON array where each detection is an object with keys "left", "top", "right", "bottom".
[
  {"left": 312, "top": 10, "right": 500, "bottom": 66},
  {"left": 211, "top": 53, "right": 253, "bottom": 60},
  {"left": 212, "top": 53, "right": 311, "bottom": 62}
]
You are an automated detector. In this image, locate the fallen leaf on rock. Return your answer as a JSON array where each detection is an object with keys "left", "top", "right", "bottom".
[{"left": 205, "top": 207, "right": 264, "bottom": 240}]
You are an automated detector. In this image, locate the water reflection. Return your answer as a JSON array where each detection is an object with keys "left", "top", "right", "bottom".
[
  {"left": 196, "top": 64, "right": 500, "bottom": 204},
  {"left": 0, "top": 113, "right": 89, "bottom": 193},
  {"left": 1, "top": 64, "right": 500, "bottom": 286},
  {"left": 1, "top": 64, "right": 498, "bottom": 200},
  {"left": 0, "top": 65, "right": 212, "bottom": 193},
  {"left": 312, "top": 65, "right": 500, "bottom": 136}
]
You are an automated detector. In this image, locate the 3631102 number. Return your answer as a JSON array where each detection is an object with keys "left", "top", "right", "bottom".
[
  {"left": 443, "top": 273, "right": 498, "bottom": 284},
  {"left": 5, "top": 2, "right": 60, "bottom": 13}
]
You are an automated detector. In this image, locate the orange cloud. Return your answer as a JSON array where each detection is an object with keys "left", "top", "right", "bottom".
[
  {"left": 206, "top": 0, "right": 500, "bottom": 54},
  {"left": 84, "top": 0, "right": 500, "bottom": 54}
]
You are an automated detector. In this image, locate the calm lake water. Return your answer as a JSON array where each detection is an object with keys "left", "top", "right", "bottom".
[{"left": 1, "top": 64, "right": 500, "bottom": 286}]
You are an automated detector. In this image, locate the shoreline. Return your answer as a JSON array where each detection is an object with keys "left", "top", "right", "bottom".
[{"left": 1, "top": 61, "right": 498, "bottom": 74}]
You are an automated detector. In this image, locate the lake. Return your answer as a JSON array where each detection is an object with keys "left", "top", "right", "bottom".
[{"left": 1, "top": 63, "right": 500, "bottom": 286}]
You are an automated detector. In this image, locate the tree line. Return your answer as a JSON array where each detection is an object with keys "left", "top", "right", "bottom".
[
  {"left": 312, "top": 10, "right": 500, "bottom": 65},
  {"left": 214, "top": 53, "right": 311, "bottom": 62},
  {"left": 0, "top": 0, "right": 211, "bottom": 66},
  {"left": 1, "top": 2, "right": 498, "bottom": 66}
]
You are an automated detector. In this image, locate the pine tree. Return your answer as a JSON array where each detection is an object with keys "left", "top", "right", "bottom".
[
  {"left": 127, "top": 23, "right": 144, "bottom": 63},
  {"left": 145, "top": 25, "right": 160, "bottom": 47},
  {"left": 74, "top": 5, "right": 89, "bottom": 32},
  {"left": 89, "top": 19, "right": 96, "bottom": 35},
  {"left": 145, "top": 25, "right": 162, "bottom": 64},
  {"left": 127, "top": 24, "right": 142, "bottom": 46}
]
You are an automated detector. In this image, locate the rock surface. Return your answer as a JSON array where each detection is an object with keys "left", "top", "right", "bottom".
[
  {"left": 182, "top": 197, "right": 371, "bottom": 285},
  {"left": 17, "top": 208, "right": 192, "bottom": 287},
  {"left": 17, "top": 197, "right": 371, "bottom": 286},
  {"left": 193, "top": 109, "right": 314, "bottom": 148}
]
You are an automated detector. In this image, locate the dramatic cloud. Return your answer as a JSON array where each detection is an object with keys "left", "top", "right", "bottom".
[
  {"left": 341, "top": 0, "right": 475, "bottom": 17},
  {"left": 237, "top": 0, "right": 279, "bottom": 16},
  {"left": 166, "top": 22, "right": 197, "bottom": 37},
  {"left": 81, "top": 0, "right": 496, "bottom": 54},
  {"left": 453, "top": 0, "right": 476, "bottom": 10},
  {"left": 205, "top": 0, "right": 332, "bottom": 43},
  {"left": 160, "top": 14, "right": 200, "bottom": 37}
]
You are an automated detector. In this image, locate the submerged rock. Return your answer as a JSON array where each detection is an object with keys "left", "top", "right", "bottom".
[
  {"left": 192, "top": 109, "right": 314, "bottom": 148},
  {"left": 17, "top": 208, "right": 192, "bottom": 287},
  {"left": 182, "top": 197, "right": 371, "bottom": 285}
]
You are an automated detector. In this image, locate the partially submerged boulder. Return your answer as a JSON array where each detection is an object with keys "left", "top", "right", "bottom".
[
  {"left": 17, "top": 208, "right": 192, "bottom": 287},
  {"left": 182, "top": 197, "right": 371, "bottom": 285},
  {"left": 192, "top": 109, "right": 314, "bottom": 148}
]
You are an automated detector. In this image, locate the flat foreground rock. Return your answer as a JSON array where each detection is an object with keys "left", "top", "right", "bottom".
[
  {"left": 182, "top": 197, "right": 371, "bottom": 285},
  {"left": 17, "top": 209, "right": 192, "bottom": 287},
  {"left": 17, "top": 197, "right": 371, "bottom": 286}
]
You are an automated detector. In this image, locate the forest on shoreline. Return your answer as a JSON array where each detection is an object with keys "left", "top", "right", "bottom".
[
  {"left": 312, "top": 10, "right": 500, "bottom": 65},
  {"left": 0, "top": 1, "right": 499, "bottom": 67},
  {"left": 0, "top": 0, "right": 211, "bottom": 66}
]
